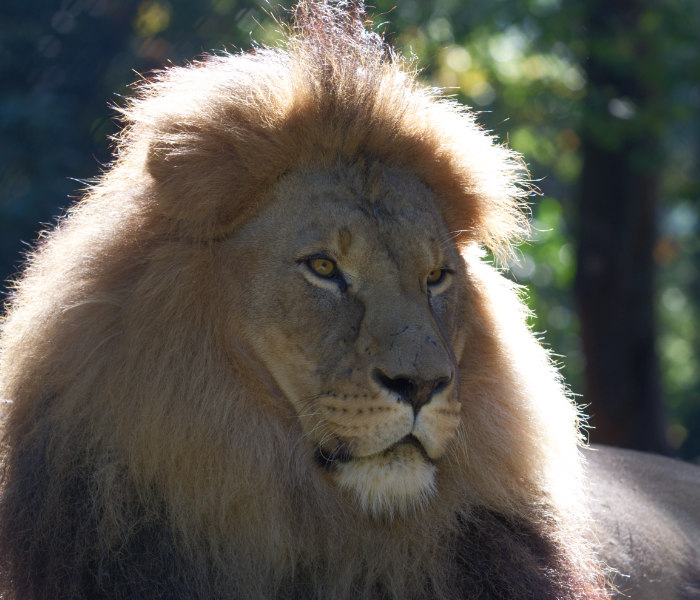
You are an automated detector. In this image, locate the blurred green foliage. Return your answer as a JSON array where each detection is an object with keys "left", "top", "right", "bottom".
[{"left": 1, "top": 0, "right": 698, "bottom": 457}]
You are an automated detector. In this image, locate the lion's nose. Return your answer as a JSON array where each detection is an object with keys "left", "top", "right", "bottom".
[{"left": 372, "top": 369, "right": 451, "bottom": 415}]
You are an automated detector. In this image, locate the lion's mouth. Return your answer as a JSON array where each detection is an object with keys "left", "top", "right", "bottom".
[
  {"left": 315, "top": 434, "right": 430, "bottom": 471},
  {"left": 315, "top": 445, "right": 353, "bottom": 470}
]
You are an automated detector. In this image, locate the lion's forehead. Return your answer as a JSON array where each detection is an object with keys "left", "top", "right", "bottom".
[{"left": 247, "top": 163, "right": 453, "bottom": 272}]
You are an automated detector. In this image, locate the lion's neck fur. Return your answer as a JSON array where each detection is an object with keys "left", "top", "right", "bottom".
[{"left": 1, "top": 424, "right": 602, "bottom": 600}]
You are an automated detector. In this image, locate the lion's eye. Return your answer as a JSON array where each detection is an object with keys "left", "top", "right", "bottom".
[
  {"left": 427, "top": 268, "right": 445, "bottom": 286},
  {"left": 308, "top": 257, "right": 338, "bottom": 278}
]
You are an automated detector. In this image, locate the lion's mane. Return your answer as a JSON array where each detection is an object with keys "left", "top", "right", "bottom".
[{"left": 0, "top": 2, "right": 608, "bottom": 599}]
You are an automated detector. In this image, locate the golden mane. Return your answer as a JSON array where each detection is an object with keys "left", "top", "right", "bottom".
[
  {"left": 119, "top": 0, "right": 528, "bottom": 251},
  {"left": 0, "top": 2, "right": 608, "bottom": 598}
]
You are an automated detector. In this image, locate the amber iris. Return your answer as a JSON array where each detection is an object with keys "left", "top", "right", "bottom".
[
  {"left": 427, "top": 268, "right": 444, "bottom": 285},
  {"left": 309, "top": 257, "right": 337, "bottom": 278}
]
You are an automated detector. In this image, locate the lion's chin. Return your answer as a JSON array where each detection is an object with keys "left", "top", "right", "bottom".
[{"left": 332, "top": 443, "right": 437, "bottom": 518}]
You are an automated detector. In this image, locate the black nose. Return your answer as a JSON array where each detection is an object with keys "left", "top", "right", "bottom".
[{"left": 372, "top": 369, "right": 451, "bottom": 414}]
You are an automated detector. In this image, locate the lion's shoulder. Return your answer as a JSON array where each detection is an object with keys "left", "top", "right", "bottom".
[{"left": 585, "top": 446, "right": 700, "bottom": 600}]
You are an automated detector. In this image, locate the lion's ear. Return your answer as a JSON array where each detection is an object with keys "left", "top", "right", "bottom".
[
  {"left": 129, "top": 58, "right": 303, "bottom": 241},
  {"left": 144, "top": 125, "right": 269, "bottom": 240}
]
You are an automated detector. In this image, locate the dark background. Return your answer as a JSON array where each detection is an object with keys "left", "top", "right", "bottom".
[{"left": 2, "top": 0, "right": 699, "bottom": 460}]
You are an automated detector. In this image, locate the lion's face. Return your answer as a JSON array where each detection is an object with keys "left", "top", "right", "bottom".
[{"left": 222, "top": 162, "right": 467, "bottom": 516}]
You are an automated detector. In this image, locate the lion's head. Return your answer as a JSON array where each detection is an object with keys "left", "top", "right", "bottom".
[
  {"left": 228, "top": 163, "right": 466, "bottom": 516},
  {"left": 0, "top": 2, "right": 608, "bottom": 599}
]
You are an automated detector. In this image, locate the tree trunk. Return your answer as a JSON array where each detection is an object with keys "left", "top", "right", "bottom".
[{"left": 574, "top": 2, "right": 667, "bottom": 453}]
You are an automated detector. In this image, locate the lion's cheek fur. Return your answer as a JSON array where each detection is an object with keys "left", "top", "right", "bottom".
[{"left": 452, "top": 255, "right": 585, "bottom": 518}]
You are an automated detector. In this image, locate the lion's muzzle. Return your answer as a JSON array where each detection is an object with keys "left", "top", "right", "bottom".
[{"left": 372, "top": 369, "right": 452, "bottom": 415}]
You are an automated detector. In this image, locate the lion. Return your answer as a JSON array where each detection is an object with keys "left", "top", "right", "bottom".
[{"left": 0, "top": 1, "right": 698, "bottom": 599}]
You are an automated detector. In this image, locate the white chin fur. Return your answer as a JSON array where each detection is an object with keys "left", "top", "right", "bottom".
[{"left": 333, "top": 444, "right": 437, "bottom": 518}]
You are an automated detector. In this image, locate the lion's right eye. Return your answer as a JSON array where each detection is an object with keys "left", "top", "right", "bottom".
[{"left": 308, "top": 257, "right": 338, "bottom": 278}]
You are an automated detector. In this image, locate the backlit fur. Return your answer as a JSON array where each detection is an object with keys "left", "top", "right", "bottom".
[{"left": 0, "top": 2, "right": 608, "bottom": 598}]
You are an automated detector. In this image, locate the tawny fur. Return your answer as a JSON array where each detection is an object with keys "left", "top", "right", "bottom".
[{"left": 0, "top": 2, "right": 609, "bottom": 598}]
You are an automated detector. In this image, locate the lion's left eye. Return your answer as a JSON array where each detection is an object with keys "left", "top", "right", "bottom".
[
  {"left": 426, "top": 268, "right": 453, "bottom": 293},
  {"left": 426, "top": 269, "right": 449, "bottom": 287},
  {"left": 426, "top": 268, "right": 444, "bottom": 285}
]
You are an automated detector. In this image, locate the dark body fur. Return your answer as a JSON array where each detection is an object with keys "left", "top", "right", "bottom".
[{"left": 0, "top": 443, "right": 588, "bottom": 599}]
